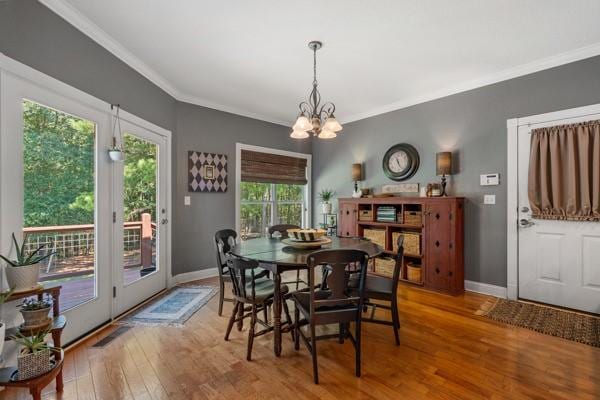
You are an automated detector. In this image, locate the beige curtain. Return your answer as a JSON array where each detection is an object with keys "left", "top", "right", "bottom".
[{"left": 528, "top": 120, "right": 600, "bottom": 221}]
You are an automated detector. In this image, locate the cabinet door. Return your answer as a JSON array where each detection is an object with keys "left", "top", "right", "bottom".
[
  {"left": 425, "top": 202, "right": 452, "bottom": 290},
  {"left": 338, "top": 202, "right": 357, "bottom": 237}
]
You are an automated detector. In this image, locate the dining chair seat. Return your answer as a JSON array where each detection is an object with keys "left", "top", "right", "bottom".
[
  {"left": 245, "top": 279, "right": 289, "bottom": 302},
  {"left": 349, "top": 274, "right": 394, "bottom": 300}
]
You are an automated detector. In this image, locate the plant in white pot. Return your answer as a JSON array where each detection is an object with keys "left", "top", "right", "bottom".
[
  {"left": 0, "top": 233, "right": 55, "bottom": 293},
  {"left": 12, "top": 328, "right": 59, "bottom": 380},
  {"left": 0, "top": 288, "right": 15, "bottom": 355},
  {"left": 318, "top": 189, "right": 335, "bottom": 215},
  {"left": 20, "top": 296, "right": 53, "bottom": 330}
]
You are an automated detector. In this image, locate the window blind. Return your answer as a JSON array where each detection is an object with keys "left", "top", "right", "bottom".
[{"left": 241, "top": 150, "right": 308, "bottom": 185}]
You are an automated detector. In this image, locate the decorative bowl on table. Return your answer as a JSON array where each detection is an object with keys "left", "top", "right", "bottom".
[{"left": 286, "top": 228, "right": 327, "bottom": 241}]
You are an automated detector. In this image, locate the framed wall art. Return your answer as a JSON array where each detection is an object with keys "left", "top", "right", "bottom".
[{"left": 188, "top": 151, "right": 228, "bottom": 192}]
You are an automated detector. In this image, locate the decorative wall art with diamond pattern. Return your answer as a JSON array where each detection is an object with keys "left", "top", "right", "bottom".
[{"left": 188, "top": 151, "right": 228, "bottom": 192}]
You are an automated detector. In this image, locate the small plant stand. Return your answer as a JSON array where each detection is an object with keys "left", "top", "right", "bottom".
[{"left": 0, "top": 285, "right": 66, "bottom": 399}]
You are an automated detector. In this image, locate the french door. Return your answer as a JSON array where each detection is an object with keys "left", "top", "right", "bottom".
[{"left": 0, "top": 65, "right": 170, "bottom": 343}]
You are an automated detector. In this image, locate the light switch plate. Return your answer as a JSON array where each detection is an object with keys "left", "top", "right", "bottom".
[
  {"left": 480, "top": 173, "right": 500, "bottom": 186},
  {"left": 184, "top": 196, "right": 191, "bottom": 206},
  {"left": 484, "top": 194, "right": 496, "bottom": 205}
]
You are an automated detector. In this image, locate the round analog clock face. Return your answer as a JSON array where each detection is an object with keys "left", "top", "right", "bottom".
[
  {"left": 388, "top": 151, "right": 409, "bottom": 173},
  {"left": 382, "top": 143, "right": 420, "bottom": 181}
]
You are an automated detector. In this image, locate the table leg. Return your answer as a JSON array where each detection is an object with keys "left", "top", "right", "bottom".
[
  {"left": 51, "top": 330, "right": 64, "bottom": 392},
  {"left": 273, "top": 270, "right": 282, "bottom": 357}
]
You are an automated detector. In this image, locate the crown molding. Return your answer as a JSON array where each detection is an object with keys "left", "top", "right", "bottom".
[
  {"left": 339, "top": 41, "right": 600, "bottom": 124},
  {"left": 38, "top": 0, "right": 600, "bottom": 128}
]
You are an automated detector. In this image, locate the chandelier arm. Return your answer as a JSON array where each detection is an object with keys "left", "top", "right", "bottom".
[
  {"left": 298, "top": 102, "right": 312, "bottom": 115},
  {"left": 318, "top": 102, "right": 336, "bottom": 119}
]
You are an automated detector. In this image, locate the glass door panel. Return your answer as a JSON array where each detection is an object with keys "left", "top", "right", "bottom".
[
  {"left": 23, "top": 100, "right": 97, "bottom": 312},
  {"left": 122, "top": 133, "right": 159, "bottom": 286}
]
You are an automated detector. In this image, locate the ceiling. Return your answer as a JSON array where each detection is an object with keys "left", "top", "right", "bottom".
[{"left": 43, "top": 0, "right": 600, "bottom": 126}]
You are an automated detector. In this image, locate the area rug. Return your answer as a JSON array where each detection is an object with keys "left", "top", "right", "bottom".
[
  {"left": 118, "top": 285, "right": 217, "bottom": 327},
  {"left": 476, "top": 298, "right": 600, "bottom": 347}
]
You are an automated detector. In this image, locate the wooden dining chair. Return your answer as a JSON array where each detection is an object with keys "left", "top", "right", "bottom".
[
  {"left": 350, "top": 235, "right": 404, "bottom": 345},
  {"left": 224, "top": 255, "right": 293, "bottom": 361},
  {"left": 268, "top": 224, "right": 306, "bottom": 289},
  {"left": 292, "top": 249, "right": 369, "bottom": 384},
  {"left": 214, "top": 229, "right": 269, "bottom": 316}
]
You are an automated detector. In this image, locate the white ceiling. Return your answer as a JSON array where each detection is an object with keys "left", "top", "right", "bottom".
[{"left": 43, "top": 0, "right": 600, "bottom": 126}]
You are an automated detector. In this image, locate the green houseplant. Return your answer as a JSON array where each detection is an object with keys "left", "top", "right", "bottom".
[
  {"left": 0, "top": 233, "right": 55, "bottom": 292},
  {"left": 318, "top": 189, "right": 335, "bottom": 215},
  {"left": 20, "top": 296, "right": 53, "bottom": 330},
  {"left": 11, "top": 328, "right": 59, "bottom": 380}
]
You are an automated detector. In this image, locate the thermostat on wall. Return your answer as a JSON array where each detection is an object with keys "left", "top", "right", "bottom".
[{"left": 480, "top": 173, "right": 499, "bottom": 186}]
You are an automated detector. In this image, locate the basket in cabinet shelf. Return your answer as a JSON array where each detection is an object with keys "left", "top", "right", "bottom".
[
  {"left": 396, "top": 231, "right": 420, "bottom": 255},
  {"left": 406, "top": 262, "right": 422, "bottom": 282},
  {"left": 374, "top": 257, "right": 396, "bottom": 277},
  {"left": 358, "top": 210, "right": 373, "bottom": 221},
  {"left": 363, "top": 228, "right": 386, "bottom": 248},
  {"left": 403, "top": 210, "right": 422, "bottom": 226}
]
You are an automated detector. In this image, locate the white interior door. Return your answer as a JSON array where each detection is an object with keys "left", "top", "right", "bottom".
[
  {"left": 0, "top": 71, "right": 112, "bottom": 343},
  {"left": 111, "top": 119, "right": 168, "bottom": 316},
  {"left": 517, "top": 114, "right": 600, "bottom": 314}
]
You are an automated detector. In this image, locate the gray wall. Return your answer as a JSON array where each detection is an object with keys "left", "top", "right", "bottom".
[
  {"left": 0, "top": 0, "right": 309, "bottom": 276},
  {"left": 174, "top": 102, "right": 310, "bottom": 274},
  {"left": 313, "top": 55, "right": 600, "bottom": 287}
]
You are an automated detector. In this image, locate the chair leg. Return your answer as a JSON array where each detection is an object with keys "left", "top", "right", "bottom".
[
  {"left": 218, "top": 279, "right": 225, "bottom": 316},
  {"left": 296, "top": 270, "right": 301, "bottom": 290},
  {"left": 224, "top": 301, "right": 238, "bottom": 341},
  {"left": 237, "top": 300, "right": 244, "bottom": 331},
  {"left": 263, "top": 303, "right": 269, "bottom": 323},
  {"left": 355, "top": 320, "right": 362, "bottom": 377},
  {"left": 294, "top": 306, "right": 300, "bottom": 351},
  {"left": 247, "top": 305, "right": 257, "bottom": 361},
  {"left": 391, "top": 298, "right": 400, "bottom": 346},
  {"left": 338, "top": 323, "right": 344, "bottom": 344},
  {"left": 310, "top": 324, "right": 319, "bottom": 384},
  {"left": 282, "top": 298, "right": 294, "bottom": 341}
]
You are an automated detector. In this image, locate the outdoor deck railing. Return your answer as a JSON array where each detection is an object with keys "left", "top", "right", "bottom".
[{"left": 23, "top": 213, "right": 157, "bottom": 268}]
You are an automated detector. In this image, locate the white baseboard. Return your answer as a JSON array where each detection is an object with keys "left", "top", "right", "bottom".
[
  {"left": 169, "top": 267, "right": 219, "bottom": 287},
  {"left": 465, "top": 280, "right": 507, "bottom": 298}
]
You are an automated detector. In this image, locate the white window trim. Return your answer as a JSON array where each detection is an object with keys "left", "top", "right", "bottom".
[
  {"left": 506, "top": 102, "right": 600, "bottom": 301},
  {"left": 235, "top": 143, "right": 312, "bottom": 235},
  {"left": 0, "top": 52, "right": 173, "bottom": 288}
]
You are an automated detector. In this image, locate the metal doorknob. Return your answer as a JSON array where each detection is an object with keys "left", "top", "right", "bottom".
[{"left": 519, "top": 219, "right": 534, "bottom": 228}]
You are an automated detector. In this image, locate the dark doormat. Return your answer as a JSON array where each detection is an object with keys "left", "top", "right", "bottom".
[
  {"left": 92, "top": 326, "right": 132, "bottom": 347},
  {"left": 476, "top": 298, "right": 600, "bottom": 348}
]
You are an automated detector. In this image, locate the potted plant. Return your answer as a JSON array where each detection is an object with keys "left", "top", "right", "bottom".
[
  {"left": 11, "top": 329, "right": 59, "bottom": 380},
  {"left": 0, "top": 233, "right": 54, "bottom": 292},
  {"left": 20, "top": 296, "right": 53, "bottom": 330},
  {"left": 0, "top": 288, "right": 15, "bottom": 355},
  {"left": 318, "top": 189, "right": 335, "bottom": 215}
]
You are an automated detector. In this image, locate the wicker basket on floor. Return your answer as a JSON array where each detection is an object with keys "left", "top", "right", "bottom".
[{"left": 406, "top": 262, "right": 422, "bottom": 282}]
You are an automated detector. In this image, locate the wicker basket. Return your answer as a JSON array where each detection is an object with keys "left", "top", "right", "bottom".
[
  {"left": 402, "top": 232, "right": 421, "bottom": 256},
  {"left": 359, "top": 210, "right": 373, "bottom": 221},
  {"left": 375, "top": 257, "right": 396, "bottom": 277},
  {"left": 406, "top": 262, "right": 422, "bottom": 282},
  {"left": 363, "top": 229, "right": 386, "bottom": 248},
  {"left": 17, "top": 349, "right": 52, "bottom": 380},
  {"left": 404, "top": 210, "right": 422, "bottom": 226}
]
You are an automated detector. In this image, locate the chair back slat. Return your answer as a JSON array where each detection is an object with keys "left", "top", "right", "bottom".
[
  {"left": 268, "top": 224, "right": 300, "bottom": 239},
  {"left": 214, "top": 229, "right": 237, "bottom": 276},
  {"left": 306, "top": 249, "right": 369, "bottom": 316},
  {"left": 228, "top": 255, "right": 261, "bottom": 301}
]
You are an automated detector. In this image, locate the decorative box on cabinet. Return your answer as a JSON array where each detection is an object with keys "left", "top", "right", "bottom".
[{"left": 338, "top": 196, "right": 464, "bottom": 295}]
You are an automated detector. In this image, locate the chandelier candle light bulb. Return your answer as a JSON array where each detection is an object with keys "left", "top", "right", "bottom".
[{"left": 290, "top": 41, "right": 342, "bottom": 139}]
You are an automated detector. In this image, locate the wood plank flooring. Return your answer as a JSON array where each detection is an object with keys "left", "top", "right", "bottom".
[{"left": 3, "top": 277, "right": 599, "bottom": 399}]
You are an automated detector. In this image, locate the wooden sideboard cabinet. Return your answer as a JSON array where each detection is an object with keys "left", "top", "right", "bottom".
[{"left": 338, "top": 197, "right": 465, "bottom": 295}]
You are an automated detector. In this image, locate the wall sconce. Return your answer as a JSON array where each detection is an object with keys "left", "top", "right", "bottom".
[
  {"left": 352, "top": 163, "right": 363, "bottom": 198},
  {"left": 436, "top": 152, "right": 452, "bottom": 196}
]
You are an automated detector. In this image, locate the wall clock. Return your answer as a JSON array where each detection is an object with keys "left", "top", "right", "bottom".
[{"left": 382, "top": 143, "right": 420, "bottom": 181}]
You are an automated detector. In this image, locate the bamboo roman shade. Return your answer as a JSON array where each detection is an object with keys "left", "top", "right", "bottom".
[
  {"left": 241, "top": 150, "right": 308, "bottom": 185},
  {"left": 528, "top": 120, "right": 600, "bottom": 221}
]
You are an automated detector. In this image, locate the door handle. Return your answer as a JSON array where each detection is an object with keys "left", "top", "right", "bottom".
[{"left": 519, "top": 218, "right": 534, "bottom": 228}]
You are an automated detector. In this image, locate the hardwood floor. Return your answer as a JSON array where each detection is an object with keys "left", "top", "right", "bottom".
[{"left": 4, "top": 277, "right": 599, "bottom": 399}]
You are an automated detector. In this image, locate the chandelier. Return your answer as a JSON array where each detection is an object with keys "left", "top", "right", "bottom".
[{"left": 291, "top": 41, "right": 342, "bottom": 139}]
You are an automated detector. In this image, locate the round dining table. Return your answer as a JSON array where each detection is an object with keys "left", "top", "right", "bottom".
[{"left": 230, "top": 236, "right": 382, "bottom": 356}]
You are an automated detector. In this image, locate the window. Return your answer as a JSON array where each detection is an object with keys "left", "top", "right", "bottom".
[{"left": 237, "top": 145, "right": 310, "bottom": 240}]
